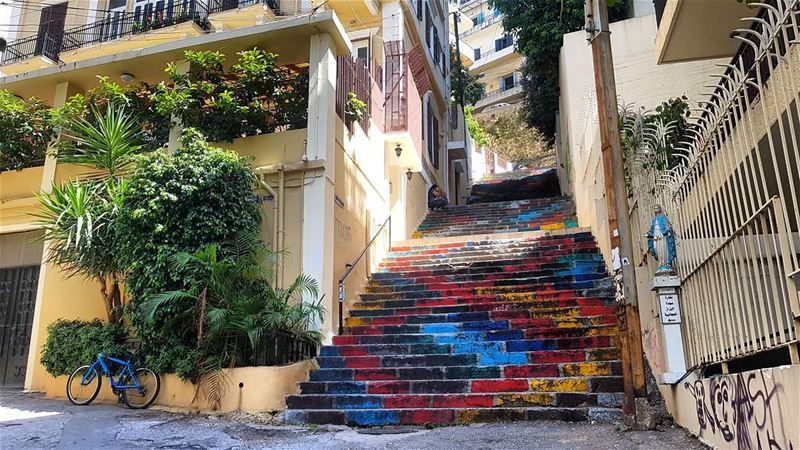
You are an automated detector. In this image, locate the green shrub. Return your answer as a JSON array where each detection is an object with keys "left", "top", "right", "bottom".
[
  {"left": 117, "top": 128, "right": 261, "bottom": 379},
  {"left": 40, "top": 319, "right": 128, "bottom": 376},
  {"left": 0, "top": 90, "right": 66, "bottom": 172},
  {"left": 151, "top": 48, "right": 309, "bottom": 142}
]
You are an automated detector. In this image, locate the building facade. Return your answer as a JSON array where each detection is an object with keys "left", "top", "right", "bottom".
[
  {"left": 450, "top": 0, "right": 517, "bottom": 178},
  {"left": 559, "top": 3, "right": 800, "bottom": 448},
  {"left": 0, "top": 0, "right": 468, "bottom": 402}
]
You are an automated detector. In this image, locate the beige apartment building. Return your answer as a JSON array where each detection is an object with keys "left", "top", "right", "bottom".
[
  {"left": 0, "top": 0, "right": 472, "bottom": 409},
  {"left": 450, "top": 0, "right": 514, "bottom": 177}
]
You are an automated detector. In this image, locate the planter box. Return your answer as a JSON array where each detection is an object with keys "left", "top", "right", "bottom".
[{"left": 42, "top": 360, "right": 316, "bottom": 412}]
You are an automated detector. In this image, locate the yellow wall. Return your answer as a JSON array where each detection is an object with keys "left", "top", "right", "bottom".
[
  {"left": 0, "top": 230, "right": 43, "bottom": 268},
  {"left": 332, "top": 115, "right": 390, "bottom": 332},
  {"left": 218, "top": 129, "right": 308, "bottom": 288},
  {"left": 405, "top": 170, "right": 428, "bottom": 238},
  {"left": 27, "top": 260, "right": 108, "bottom": 391}
]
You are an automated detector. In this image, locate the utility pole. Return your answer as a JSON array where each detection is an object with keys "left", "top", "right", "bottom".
[
  {"left": 452, "top": 9, "right": 470, "bottom": 204},
  {"left": 584, "top": 0, "right": 648, "bottom": 426}
]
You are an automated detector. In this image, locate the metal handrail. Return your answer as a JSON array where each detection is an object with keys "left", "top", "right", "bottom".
[{"left": 337, "top": 215, "right": 391, "bottom": 334}]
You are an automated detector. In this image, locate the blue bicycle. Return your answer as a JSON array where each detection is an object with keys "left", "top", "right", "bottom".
[{"left": 66, "top": 353, "right": 160, "bottom": 409}]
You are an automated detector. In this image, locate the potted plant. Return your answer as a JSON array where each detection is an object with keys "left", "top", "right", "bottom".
[{"left": 344, "top": 92, "right": 366, "bottom": 124}]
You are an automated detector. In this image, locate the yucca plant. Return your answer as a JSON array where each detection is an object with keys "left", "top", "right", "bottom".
[
  {"left": 141, "top": 233, "right": 324, "bottom": 409},
  {"left": 34, "top": 106, "right": 143, "bottom": 324}
]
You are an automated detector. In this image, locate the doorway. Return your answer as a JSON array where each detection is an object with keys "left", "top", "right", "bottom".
[{"left": 0, "top": 266, "right": 39, "bottom": 387}]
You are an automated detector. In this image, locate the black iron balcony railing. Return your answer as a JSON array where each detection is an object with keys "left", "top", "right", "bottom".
[{"left": 1, "top": 0, "right": 286, "bottom": 66}]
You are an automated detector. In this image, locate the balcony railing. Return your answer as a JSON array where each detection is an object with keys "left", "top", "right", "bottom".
[
  {"left": 475, "top": 84, "right": 522, "bottom": 109},
  {"left": 472, "top": 40, "right": 515, "bottom": 64},
  {"left": 1, "top": 0, "right": 287, "bottom": 66},
  {"left": 335, "top": 55, "right": 374, "bottom": 134},
  {"left": 384, "top": 40, "right": 422, "bottom": 150},
  {"left": 460, "top": 12, "right": 501, "bottom": 38}
]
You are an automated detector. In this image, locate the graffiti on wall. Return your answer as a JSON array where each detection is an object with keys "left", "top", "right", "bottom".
[
  {"left": 335, "top": 218, "right": 352, "bottom": 245},
  {"left": 684, "top": 371, "right": 794, "bottom": 450}
]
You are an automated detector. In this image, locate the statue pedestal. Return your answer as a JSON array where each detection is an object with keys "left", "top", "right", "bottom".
[{"left": 652, "top": 274, "right": 687, "bottom": 384}]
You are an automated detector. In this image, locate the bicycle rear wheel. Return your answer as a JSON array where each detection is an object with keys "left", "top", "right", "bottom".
[
  {"left": 66, "top": 365, "right": 102, "bottom": 406},
  {"left": 121, "top": 368, "right": 160, "bottom": 409}
]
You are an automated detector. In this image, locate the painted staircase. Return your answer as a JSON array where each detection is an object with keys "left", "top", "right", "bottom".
[
  {"left": 467, "top": 167, "right": 561, "bottom": 204},
  {"left": 283, "top": 174, "right": 623, "bottom": 426}
]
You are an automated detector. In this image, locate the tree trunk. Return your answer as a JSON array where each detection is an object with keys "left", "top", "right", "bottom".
[
  {"left": 98, "top": 274, "right": 122, "bottom": 324},
  {"left": 197, "top": 287, "right": 207, "bottom": 345}
]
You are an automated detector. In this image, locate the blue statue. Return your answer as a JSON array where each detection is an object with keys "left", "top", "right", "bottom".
[{"left": 646, "top": 205, "right": 677, "bottom": 275}]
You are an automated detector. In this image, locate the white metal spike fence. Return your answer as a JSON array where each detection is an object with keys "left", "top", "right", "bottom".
[{"left": 624, "top": 0, "right": 800, "bottom": 367}]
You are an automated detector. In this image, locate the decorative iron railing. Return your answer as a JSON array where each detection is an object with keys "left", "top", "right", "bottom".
[
  {"left": 2, "top": 0, "right": 209, "bottom": 65},
  {"left": 460, "top": 12, "right": 501, "bottom": 38},
  {"left": 249, "top": 331, "right": 318, "bottom": 366},
  {"left": 336, "top": 55, "right": 373, "bottom": 134},
  {"left": 0, "top": 0, "right": 293, "bottom": 66},
  {"left": 625, "top": 0, "right": 800, "bottom": 367}
]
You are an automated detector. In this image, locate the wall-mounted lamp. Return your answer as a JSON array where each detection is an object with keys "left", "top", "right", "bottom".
[
  {"left": 120, "top": 73, "right": 136, "bottom": 83},
  {"left": 406, "top": 169, "right": 413, "bottom": 181},
  {"left": 395, "top": 144, "right": 403, "bottom": 158}
]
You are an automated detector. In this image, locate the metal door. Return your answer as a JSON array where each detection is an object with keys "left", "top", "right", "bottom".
[{"left": 0, "top": 266, "right": 39, "bottom": 387}]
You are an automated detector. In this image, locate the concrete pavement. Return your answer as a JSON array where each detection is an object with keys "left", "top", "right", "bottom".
[{"left": 0, "top": 391, "right": 707, "bottom": 449}]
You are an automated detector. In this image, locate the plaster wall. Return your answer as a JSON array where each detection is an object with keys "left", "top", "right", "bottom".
[
  {"left": 664, "top": 365, "right": 799, "bottom": 450},
  {"left": 558, "top": 14, "right": 724, "bottom": 267},
  {"left": 0, "top": 230, "right": 43, "bottom": 269},
  {"left": 332, "top": 114, "right": 390, "bottom": 337}
]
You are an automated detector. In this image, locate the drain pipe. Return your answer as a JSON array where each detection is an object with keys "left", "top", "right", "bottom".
[
  {"left": 258, "top": 176, "right": 280, "bottom": 286},
  {"left": 277, "top": 165, "right": 286, "bottom": 289}
]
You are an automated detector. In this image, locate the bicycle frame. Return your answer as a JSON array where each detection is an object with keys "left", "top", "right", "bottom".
[{"left": 81, "top": 354, "right": 142, "bottom": 391}]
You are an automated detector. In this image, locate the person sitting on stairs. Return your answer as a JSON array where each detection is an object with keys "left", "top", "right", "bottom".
[{"left": 427, "top": 184, "right": 449, "bottom": 210}]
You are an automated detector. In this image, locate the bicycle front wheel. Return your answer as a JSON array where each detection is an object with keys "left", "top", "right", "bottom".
[
  {"left": 66, "top": 365, "right": 102, "bottom": 406},
  {"left": 121, "top": 368, "right": 160, "bottom": 409}
]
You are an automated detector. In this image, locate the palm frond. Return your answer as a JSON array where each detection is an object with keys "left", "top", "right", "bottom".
[
  {"left": 58, "top": 105, "right": 144, "bottom": 177},
  {"left": 141, "top": 290, "right": 198, "bottom": 322}
]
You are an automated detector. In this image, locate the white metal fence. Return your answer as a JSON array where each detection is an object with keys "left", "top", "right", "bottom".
[{"left": 625, "top": 0, "right": 800, "bottom": 367}]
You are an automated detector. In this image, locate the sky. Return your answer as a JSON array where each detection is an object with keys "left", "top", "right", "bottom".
[{"left": 1, "top": 4, "right": 12, "bottom": 41}]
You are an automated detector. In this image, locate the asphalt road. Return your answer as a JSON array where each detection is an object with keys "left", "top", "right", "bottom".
[{"left": 0, "top": 391, "right": 707, "bottom": 449}]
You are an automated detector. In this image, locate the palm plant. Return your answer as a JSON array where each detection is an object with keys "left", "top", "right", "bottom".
[
  {"left": 141, "top": 233, "right": 324, "bottom": 409},
  {"left": 34, "top": 106, "right": 143, "bottom": 324}
]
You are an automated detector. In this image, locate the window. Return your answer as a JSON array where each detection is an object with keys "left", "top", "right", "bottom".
[
  {"left": 416, "top": 0, "right": 423, "bottom": 20},
  {"left": 427, "top": 104, "right": 440, "bottom": 168},
  {"left": 35, "top": 3, "right": 67, "bottom": 58},
  {"left": 433, "top": 29, "right": 441, "bottom": 65},
  {"left": 425, "top": 4, "right": 432, "bottom": 47},
  {"left": 354, "top": 41, "right": 370, "bottom": 70},
  {"left": 494, "top": 34, "right": 513, "bottom": 52},
  {"left": 501, "top": 73, "right": 515, "bottom": 91},
  {"left": 471, "top": 11, "right": 484, "bottom": 26},
  {"left": 473, "top": 48, "right": 481, "bottom": 61}
]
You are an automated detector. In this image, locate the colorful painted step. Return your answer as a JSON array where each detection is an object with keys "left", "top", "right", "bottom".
[{"left": 282, "top": 186, "right": 623, "bottom": 426}]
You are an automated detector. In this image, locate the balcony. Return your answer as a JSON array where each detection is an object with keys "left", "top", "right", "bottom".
[
  {"left": 0, "top": 0, "right": 291, "bottom": 69},
  {"left": 384, "top": 40, "right": 424, "bottom": 172},
  {"left": 473, "top": 84, "right": 522, "bottom": 113},
  {"left": 460, "top": 12, "right": 501, "bottom": 38},
  {"left": 654, "top": 0, "right": 753, "bottom": 64},
  {"left": 470, "top": 40, "right": 515, "bottom": 70}
]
